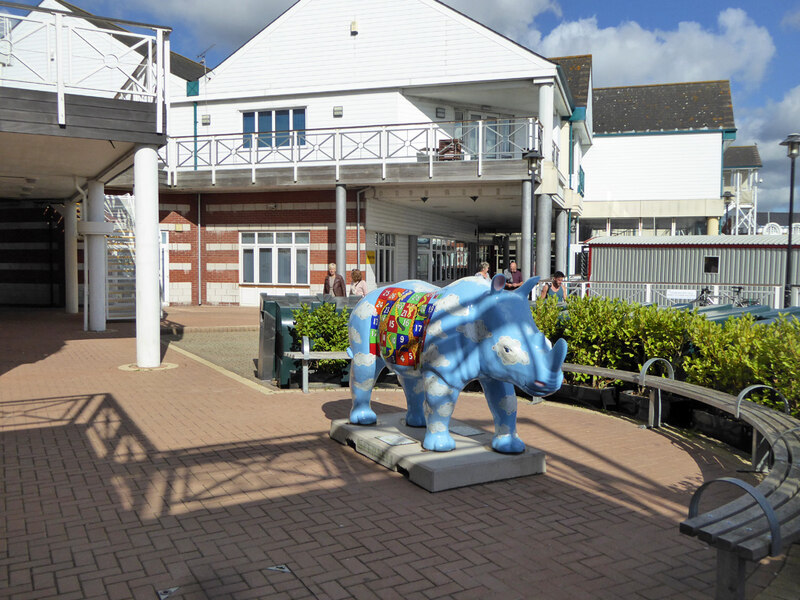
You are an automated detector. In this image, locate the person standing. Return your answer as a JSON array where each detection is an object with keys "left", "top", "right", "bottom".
[
  {"left": 350, "top": 269, "right": 367, "bottom": 297},
  {"left": 323, "top": 262, "right": 346, "bottom": 296},
  {"left": 540, "top": 270, "right": 566, "bottom": 301},
  {"left": 503, "top": 260, "right": 523, "bottom": 290},
  {"left": 475, "top": 261, "right": 491, "bottom": 280}
]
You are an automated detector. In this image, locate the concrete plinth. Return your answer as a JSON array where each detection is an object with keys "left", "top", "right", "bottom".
[{"left": 330, "top": 412, "right": 546, "bottom": 492}]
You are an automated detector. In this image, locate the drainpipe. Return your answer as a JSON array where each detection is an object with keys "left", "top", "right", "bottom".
[
  {"left": 197, "top": 192, "right": 202, "bottom": 304},
  {"left": 566, "top": 209, "right": 572, "bottom": 277},
  {"left": 193, "top": 101, "right": 198, "bottom": 171}
]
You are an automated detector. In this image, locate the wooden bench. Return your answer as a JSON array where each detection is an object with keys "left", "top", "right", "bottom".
[
  {"left": 283, "top": 336, "right": 351, "bottom": 393},
  {"left": 562, "top": 362, "right": 800, "bottom": 600}
]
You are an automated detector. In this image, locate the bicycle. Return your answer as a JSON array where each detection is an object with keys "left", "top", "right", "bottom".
[
  {"left": 693, "top": 287, "right": 715, "bottom": 307},
  {"left": 727, "top": 286, "right": 759, "bottom": 308}
]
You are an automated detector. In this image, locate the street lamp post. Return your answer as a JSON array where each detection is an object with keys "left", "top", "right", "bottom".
[
  {"left": 780, "top": 134, "right": 800, "bottom": 308},
  {"left": 722, "top": 191, "right": 734, "bottom": 234}
]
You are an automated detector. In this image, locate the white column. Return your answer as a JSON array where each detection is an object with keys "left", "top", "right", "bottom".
[
  {"left": 555, "top": 209, "right": 568, "bottom": 274},
  {"left": 86, "top": 181, "right": 106, "bottom": 331},
  {"left": 539, "top": 82, "right": 554, "bottom": 161},
  {"left": 63, "top": 201, "right": 79, "bottom": 314},
  {"left": 335, "top": 184, "right": 347, "bottom": 275},
  {"left": 520, "top": 179, "right": 532, "bottom": 279},
  {"left": 536, "top": 194, "right": 552, "bottom": 279},
  {"left": 134, "top": 145, "right": 161, "bottom": 368}
]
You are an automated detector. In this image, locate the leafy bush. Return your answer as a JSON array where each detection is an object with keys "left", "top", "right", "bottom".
[{"left": 292, "top": 303, "right": 350, "bottom": 373}]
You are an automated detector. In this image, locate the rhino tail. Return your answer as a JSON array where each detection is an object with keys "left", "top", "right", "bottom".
[{"left": 347, "top": 347, "right": 354, "bottom": 359}]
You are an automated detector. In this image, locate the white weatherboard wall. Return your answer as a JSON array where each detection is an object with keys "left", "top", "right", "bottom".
[
  {"left": 188, "top": 0, "right": 555, "bottom": 101},
  {"left": 582, "top": 133, "right": 722, "bottom": 202}
]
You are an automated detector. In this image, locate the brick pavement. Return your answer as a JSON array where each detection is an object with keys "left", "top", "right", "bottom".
[{"left": 0, "top": 307, "right": 788, "bottom": 599}]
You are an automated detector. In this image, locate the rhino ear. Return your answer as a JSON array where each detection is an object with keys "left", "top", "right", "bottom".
[
  {"left": 490, "top": 273, "right": 506, "bottom": 294},
  {"left": 515, "top": 277, "right": 540, "bottom": 299}
]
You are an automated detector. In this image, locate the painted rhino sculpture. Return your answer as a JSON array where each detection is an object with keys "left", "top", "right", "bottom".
[{"left": 347, "top": 274, "right": 567, "bottom": 453}]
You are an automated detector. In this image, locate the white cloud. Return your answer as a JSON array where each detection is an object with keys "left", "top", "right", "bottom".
[
  {"left": 437, "top": 402, "right": 455, "bottom": 417},
  {"left": 499, "top": 394, "right": 517, "bottom": 415},
  {"left": 352, "top": 353, "right": 376, "bottom": 367},
  {"left": 492, "top": 336, "right": 530, "bottom": 366},
  {"left": 353, "top": 301, "right": 377, "bottom": 320},
  {"left": 426, "top": 319, "right": 448, "bottom": 339},
  {"left": 434, "top": 294, "right": 470, "bottom": 317},
  {"left": 537, "top": 9, "right": 775, "bottom": 90},
  {"left": 441, "top": 0, "right": 560, "bottom": 45},
  {"left": 782, "top": 8, "right": 800, "bottom": 30},
  {"left": 735, "top": 85, "right": 800, "bottom": 211},
  {"left": 349, "top": 327, "right": 361, "bottom": 344},
  {"left": 457, "top": 320, "right": 492, "bottom": 342},
  {"left": 424, "top": 375, "right": 452, "bottom": 397},
  {"left": 422, "top": 344, "right": 451, "bottom": 368}
]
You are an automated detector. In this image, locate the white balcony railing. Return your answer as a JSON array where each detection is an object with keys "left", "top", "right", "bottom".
[
  {"left": 0, "top": 1, "right": 170, "bottom": 131},
  {"left": 162, "top": 117, "right": 544, "bottom": 185}
]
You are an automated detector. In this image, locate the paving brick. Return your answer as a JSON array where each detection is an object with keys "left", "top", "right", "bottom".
[{"left": 0, "top": 308, "right": 792, "bottom": 600}]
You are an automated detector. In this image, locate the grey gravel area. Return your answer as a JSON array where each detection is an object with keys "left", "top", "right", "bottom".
[{"left": 162, "top": 330, "right": 265, "bottom": 384}]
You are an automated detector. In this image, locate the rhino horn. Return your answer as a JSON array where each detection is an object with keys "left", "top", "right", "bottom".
[
  {"left": 515, "top": 277, "right": 540, "bottom": 299},
  {"left": 550, "top": 338, "right": 567, "bottom": 369}
]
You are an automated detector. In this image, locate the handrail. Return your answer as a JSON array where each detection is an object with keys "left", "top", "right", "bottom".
[{"left": 687, "top": 477, "right": 782, "bottom": 556}]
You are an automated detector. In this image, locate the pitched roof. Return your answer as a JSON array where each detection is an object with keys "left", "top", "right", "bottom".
[
  {"left": 51, "top": 0, "right": 206, "bottom": 81},
  {"left": 593, "top": 81, "right": 735, "bottom": 134},
  {"left": 724, "top": 145, "right": 762, "bottom": 169},
  {"left": 551, "top": 55, "right": 592, "bottom": 107}
]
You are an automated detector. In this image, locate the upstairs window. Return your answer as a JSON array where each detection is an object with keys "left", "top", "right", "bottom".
[{"left": 243, "top": 108, "right": 306, "bottom": 148}]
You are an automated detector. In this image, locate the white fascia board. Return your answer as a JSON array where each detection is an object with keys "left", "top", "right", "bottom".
[{"left": 170, "top": 71, "right": 556, "bottom": 105}]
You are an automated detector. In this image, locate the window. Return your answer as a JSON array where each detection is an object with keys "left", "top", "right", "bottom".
[
  {"left": 375, "top": 233, "right": 395, "bottom": 284},
  {"left": 416, "top": 236, "right": 471, "bottom": 282},
  {"left": 241, "top": 231, "right": 310, "bottom": 285},
  {"left": 704, "top": 256, "right": 719, "bottom": 275},
  {"left": 242, "top": 108, "right": 306, "bottom": 148}
]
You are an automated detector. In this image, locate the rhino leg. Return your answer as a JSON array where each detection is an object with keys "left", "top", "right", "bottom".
[
  {"left": 396, "top": 369, "right": 426, "bottom": 427},
  {"left": 480, "top": 377, "right": 525, "bottom": 454},
  {"left": 349, "top": 352, "right": 384, "bottom": 426},
  {"left": 421, "top": 373, "right": 458, "bottom": 451}
]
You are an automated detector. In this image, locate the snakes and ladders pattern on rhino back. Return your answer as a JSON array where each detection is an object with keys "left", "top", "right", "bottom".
[{"left": 371, "top": 287, "right": 440, "bottom": 367}]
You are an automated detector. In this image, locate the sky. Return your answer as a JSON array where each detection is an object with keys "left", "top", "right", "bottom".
[{"left": 16, "top": 0, "right": 800, "bottom": 212}]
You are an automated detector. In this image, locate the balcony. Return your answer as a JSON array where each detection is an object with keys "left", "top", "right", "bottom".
[
  {"left": 161, "top": 117, "right": 543, "bottom": 186},
  {"left": 0, "top": 1, "right": 171, "bottom": 200}
]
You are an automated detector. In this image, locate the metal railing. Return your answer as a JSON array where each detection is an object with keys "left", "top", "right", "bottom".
[
  {"left": 573, "top": 282, "right": 789, "bottom": 309},
  {"left": 162, "top": 117, "right": 544, "bottom": 184},
  {"left": 0, "top": 1, "right": 170, "bottom": 130}
]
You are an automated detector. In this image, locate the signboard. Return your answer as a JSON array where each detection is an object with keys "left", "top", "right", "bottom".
[
  {"left": 665, "top": 289, "right": 697, "bottom": 301},
  {"left": 366, "top": 251, "right": 376, "bottom": 264}
]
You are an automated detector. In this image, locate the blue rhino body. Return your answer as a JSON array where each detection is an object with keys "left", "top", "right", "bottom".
[{"left": 347, "top": 274, "right": 567, "bottom": 453}]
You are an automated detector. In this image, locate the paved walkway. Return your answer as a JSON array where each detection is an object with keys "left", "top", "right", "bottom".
[{"left": 0, "top": 306, "right": 792, "bottom": 599}]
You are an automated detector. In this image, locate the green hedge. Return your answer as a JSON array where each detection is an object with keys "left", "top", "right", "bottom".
[
  {"left": 290, "top": 298, "right": 799, "bottom": 417},
  {"left": 532, "top": 296, "right": 800, "bottom": 418}
]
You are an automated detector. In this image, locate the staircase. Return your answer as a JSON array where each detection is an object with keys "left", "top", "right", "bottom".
[{"left": 104, "top": 195, "right": 136, "bottom": 320}]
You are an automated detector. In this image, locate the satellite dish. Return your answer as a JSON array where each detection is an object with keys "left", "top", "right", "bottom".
[{"left": 763, "top": 222, "right": 782, "bottom": 235}]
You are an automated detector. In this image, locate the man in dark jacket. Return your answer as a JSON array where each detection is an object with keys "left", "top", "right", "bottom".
[{"left": 323, "top": 262, "right": 346, "bottom": 296}]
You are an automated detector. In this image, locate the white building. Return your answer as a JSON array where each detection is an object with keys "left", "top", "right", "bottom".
[
  {"left": 132, "top": 0, "right": 592, "bottom": 305},
  {"left": 579, "top": 81, "right": 736, "bottom": 242}
]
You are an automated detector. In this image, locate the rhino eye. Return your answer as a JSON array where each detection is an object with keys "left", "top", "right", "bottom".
[{"left": 504, "top": 346, "right": 511, "bottom": 353}]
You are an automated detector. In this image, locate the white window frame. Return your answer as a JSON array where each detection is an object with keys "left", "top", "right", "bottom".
[
  {"left": 242, "top": 107, "right": 307, "bottom": 149},
  {"left": 240, "top": 231, "right": 310, "bottom": 285},
  {"left": 375, "top": 232, "right": 395, "bottom": 285}
]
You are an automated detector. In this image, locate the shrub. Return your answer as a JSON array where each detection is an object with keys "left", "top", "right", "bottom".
[{"left": 292, "top": 303, "right": 350, "bottom": 373}]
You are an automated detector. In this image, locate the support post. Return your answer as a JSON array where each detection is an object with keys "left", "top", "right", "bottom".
[
  {"left": 336, "top": 184, "right": 347, "bottom": 277},
  {"left": 64, "top": 202, "right": 79, "bottom": 314},
  {"left": 716, "top": 549, "right": 746, "bottom": 600},
  {"left": 555, "top": 208, "right": 568, "bottom": 274},
  {"left": 536, "top": 194, "right": 552, "bottom": 280},
  {"left": 134, "top": 145, "right": 161, "bottom": 368},
  {"left": 86, "top": 181, "right": 106, "bottom": 331},
  {"left": 520, "top": 179, "right": 532, "bottom": 279}
]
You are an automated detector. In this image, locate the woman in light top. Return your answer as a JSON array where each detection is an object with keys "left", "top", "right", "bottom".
[
  {"left": 475, "top": 261, "right": 491, "bottom": 280},
  {"left": 350, "top": 269, "right": 368, "bottom": 297}
]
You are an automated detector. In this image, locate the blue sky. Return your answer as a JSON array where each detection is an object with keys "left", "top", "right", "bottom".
[{"left": 18, "top": 0, "right": 800, "bottom": 211}]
